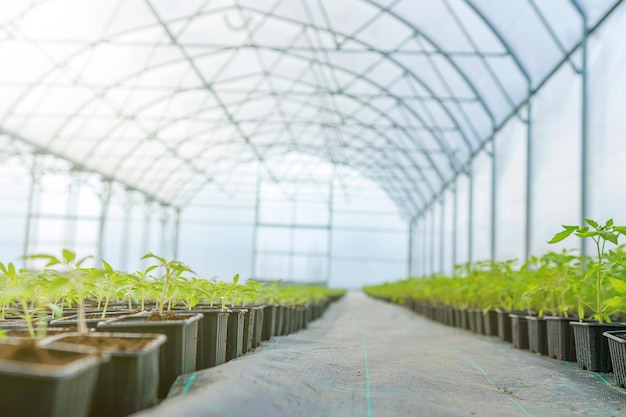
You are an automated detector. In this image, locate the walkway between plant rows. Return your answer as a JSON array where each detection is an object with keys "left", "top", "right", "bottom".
[{"left": 134, "top": 291, "right": 626, "bottom": 417}]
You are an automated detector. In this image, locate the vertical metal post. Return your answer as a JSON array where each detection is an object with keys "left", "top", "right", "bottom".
[
  {"left": 159, "top": 204, "right": 169, "bottom": 258},
  {"left": 23, "top": 154, "right": 39, "bottom": 265},
  {"left": 439, "top": 196, "right": 445, "bottom": 273},
  {"left": 64, "top": 174, "right": 79, "bottom": 250},
  {"left": 580, "top": 10, "right": 589, "bottom": 257},
  {"left": 141, "top": 198, "right": 153, "bottom": 266},
  {"left": 452, "top": 183, "right": 458, "bottom": 273},
  {"left": 407, "top": 217, "right": 414, "bottom": 277},
  {"left": 119, "top": 189, "right": 132, "bottom": 270},
  {"left": 428, "top": 204, "right": 437, "bottom": 275},
  {"left": 326, "top": 177, "right": 334, "bottom": 285},
  {"left": 490, "top": 141, "right": 497, "bottom": 261},
  {"left": 525, "top": 103, "right": 533, "bottom": 261},
  {"left": 250, "top": 170, "right": 261, "bottom": 278},
  {"left": 173, "top": 208, "right": 181, "bottom": 260},
  {"left": 288, "top": 197, "right": 297, "bottom": 280},
  {"left": 96, "top": 180, "right": 111, "bottom": 265},
  {"left": 468, "top": 167, "right": 474, "bottom": 264},
  {"left": 420, "top": 214, "right": 428, "bottom": 276}
]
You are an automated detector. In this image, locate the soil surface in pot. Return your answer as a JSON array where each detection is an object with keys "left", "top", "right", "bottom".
[
  {"left": 83, "top": 312, "right": 139, "bottom": 320},
  {"left": 58, "top": 335, "right": 153, "bottom": 352},
  {"left": 4, "top": 328, "right": 76, "bottom": 337},
  {"left": 145, "top": 311, "right": 190, "bottom": 322},
  {"left": 0, "top": 341, "right": 77, "bottom": 365}
]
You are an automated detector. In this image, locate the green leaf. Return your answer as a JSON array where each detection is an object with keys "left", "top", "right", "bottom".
[
  {"left": 610, "top": 278, "right": 626, "bottom": 294},
  {"left": 62, "top": 249, "right": 76, "bottom": 264},
  {"left": 606, "top": 219, "right": 615, "bottom": 228},
  {"left": 584, "top": 218, "right": 599, "bottom": 229},
  {"left": 101, "top": 259, "right": 113, "bottom": 273},
  {"left": 548, "top": 228, "right": 576, "bottom": 244},
  {"left": 576, "top": 231, "right": 598, "bottom": 238},
  {"left": 232, "top": 274, "right": 239, "bottom": 285},
  {"left": 144, "top": 265, "right": 158, "bottom": 275},
  {"left": 614, "top": 226, "right": 626, "bottom": 235},
  {"left": 600, "top": 231, "right": 619, "bottom": 245}
]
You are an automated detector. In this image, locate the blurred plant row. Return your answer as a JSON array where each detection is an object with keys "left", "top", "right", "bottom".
[
  {"left": 0, "top": 249, "right": 343, "bottom": 339},
  {"left": 366, "top": 219, "right": 626, "bottom": 323}
]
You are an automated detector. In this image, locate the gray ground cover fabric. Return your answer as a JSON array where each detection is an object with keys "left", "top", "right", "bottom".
[{"left": 133, "top": 292, "right": 626, "bottom": 417}]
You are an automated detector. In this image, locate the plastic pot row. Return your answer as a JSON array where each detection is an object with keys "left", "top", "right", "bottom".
[{"left": 0, "top": 297, "right": 339, "bottom": 417}]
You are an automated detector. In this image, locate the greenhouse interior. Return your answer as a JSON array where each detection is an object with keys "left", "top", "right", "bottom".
[{"left": 1, "top": 0, "right": 626, "bottom": 416}]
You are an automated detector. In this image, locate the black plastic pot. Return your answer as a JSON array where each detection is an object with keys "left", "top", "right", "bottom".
[
  {"left": 526, "top": 316, "right": 548, "bottom": 355},
  {"left": 42, "top": 332, "right": 166, "bottom": 417},
  {"left": 0, "top": 340, "right": 105, "bottom": 417},
  {"left": 282, "top": 307, "right": 292, "bottom": 335},
  {"left": 445, "top": 306, "right": 456, "bottom": 327},
  {"left": 274, "top": 306, "right": 285, "bottom": 337},
  {"left": 96, "top": 313, "right": 202, "bottom": 398},
  {"left": 241, "top": 308, "right": 256, "bottom": 353},
  {"left": 483, "top": 310, "right": 498, "bottom": 336},
  {"left": 570, "top": 321, "right": 626, "bottom": 372},
  {"left": 604, "top": 331, "right": 626, "bottom": 387},
  {"left": 467, "top": 309, "right": 477, "bottom": 333},
  {"left": 455, "top": 307, "right": 470, "bottom": 330},
  {"left": 253, "top": 306, "right": 265, "bottom": 348},
  {"left": 545, "top": 316, "right": 576, "bottom": 361},
  {"left": 510, "top": 313, "right": 529, "bottom": 349},
  {"left": 262, "top": 305, "right": 277, "bottom": 340},
  {"left": 225, "top": 309, "right": 246, "bottom": 361},
  {"left": 190, "top": 309, "right": 228, "bottom": 369},
  {"left": 474, "top": 309, "right": 484, "bottom": 335},
  {"left": 496, "top": 309, "right": 513, "bottom": 342}
]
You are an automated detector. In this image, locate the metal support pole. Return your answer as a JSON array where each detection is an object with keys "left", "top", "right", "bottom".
[
  {"left": 326, "top": 177, "right": 334, "bottom": 285},
  {"left": 173, "top": 208, "right": 181, "bottom": 260},
  {"left": 288, "top": 197, "right": 296, "bottom": 280},
  {"left": 580, "top": 10, "right": 589, "bottom": 257},
  {"left": 420, "top": 211, "right": 428, "bottom": 276},
  {"left": 440, "top": 197, "right": 445, "bottom": 273},
  {"left": 428, "top": 206, "right": 437, "bottom": 275},
  {"left": 407, "top": 217, "right": 415, "bottom": 277},
  {"left": 525, "top": 103, "right": 533, "bottom": 261},
  {"left": 119, "top": 189, "right": 133, "bottom": 270},
  {"left": 490, "top": 141, "right": 497, "bottom": 261},
  {"left": 452, "top": 183, "right": 458, "bottom": 273},
  {"left": 96, "top": 180, "right": 112, "bottom": 265},
  {"left": 159, "top": 204, "right": 169, "bottom": 258},
  {"left": 141, "top": 198, "right": 153, "bottom": 266},
  {"left": 23, "top": 154, "right": 40, "bottom": 265},
  {"left": 64, "top": 174, "right": 79, "bottom": 250},
  {"left": 468, "top": 168, "right": 474, "bottom": 264},
  {"left": 250, "top": 171, "right": 261, "bottom": 278}
]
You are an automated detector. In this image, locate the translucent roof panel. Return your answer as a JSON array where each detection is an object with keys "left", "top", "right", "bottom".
[{"left": 0, "top": 0, "right": 613, "bottom": 216}]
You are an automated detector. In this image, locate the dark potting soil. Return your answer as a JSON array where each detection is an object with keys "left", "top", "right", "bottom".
[
  {"left": 83, "top": 311, "right": 138, "bottom": 320},
  {"left": 145, "top": 311, "right": 188, "bottom": 322},
  {"left": 4, "top": 328, "right": 76, "bottom": 337},
  {"left": 58, "top": 335, "right": 152, "bottom": 352},
  {"left": 0, "top": 341, "right": 78, "bottom": 365}
]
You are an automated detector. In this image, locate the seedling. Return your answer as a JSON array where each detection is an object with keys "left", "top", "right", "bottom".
[
  {"left": 23, "top": 249, "right": 91, "bottom": 334},
  {"left": 548, "top": 218, "right": 626, "bottom": 323},
  {"left": 141, "top": 253, "right": 195, "bottom": 316}
]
